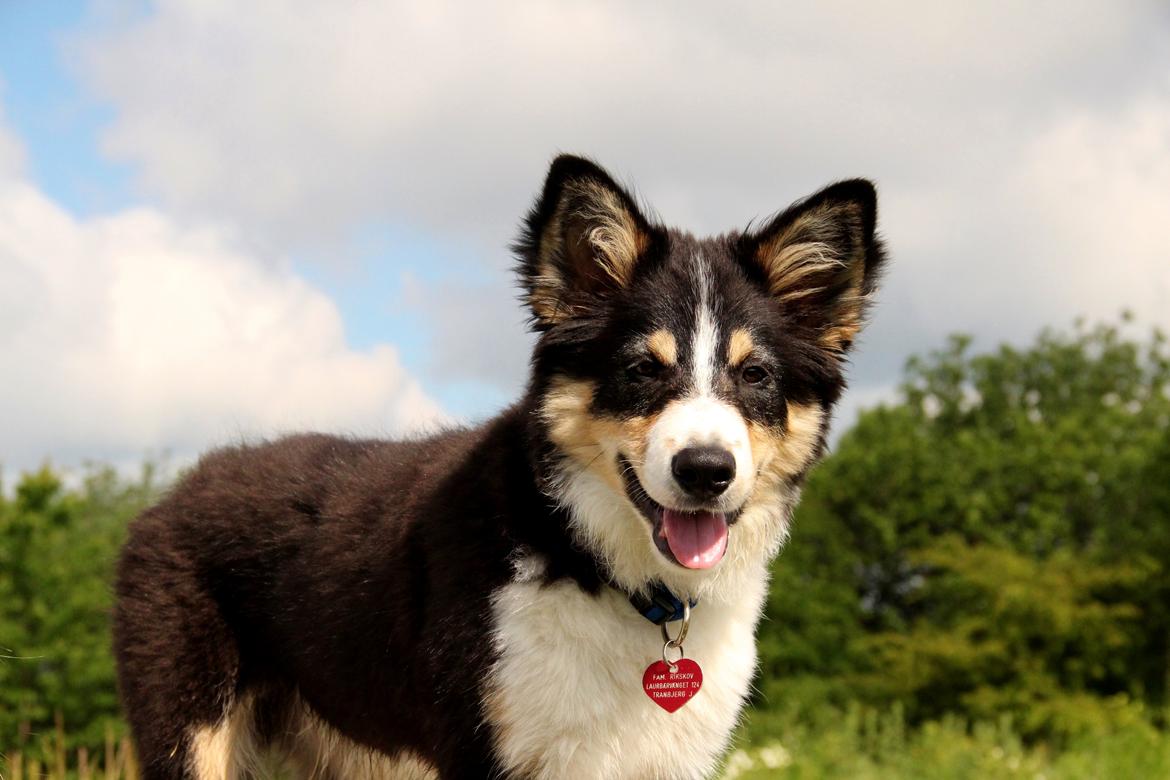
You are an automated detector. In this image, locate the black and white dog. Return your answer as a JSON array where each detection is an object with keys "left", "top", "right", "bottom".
[{"left": 114, "top": 156, "right": 886, "bottom": 779}]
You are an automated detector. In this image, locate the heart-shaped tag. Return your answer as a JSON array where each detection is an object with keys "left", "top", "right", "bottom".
[{"left": 642, "top": 658, "right": 703, "bottom": 713}]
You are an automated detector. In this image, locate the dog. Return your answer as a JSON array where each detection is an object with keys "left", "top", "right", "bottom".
[{"left": 113, "top": 155, "right": 886, "bottom": 779}]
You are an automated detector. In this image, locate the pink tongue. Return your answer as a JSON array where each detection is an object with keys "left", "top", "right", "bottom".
[{"left": 662, "top": 510, "right": 729, "bottom": 569}]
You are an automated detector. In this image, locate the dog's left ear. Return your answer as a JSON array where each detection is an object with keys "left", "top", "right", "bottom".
[
  {"left": 743, "top": 179, "right": 886, "bottom": 354},
  {"left": 515, "top": 155, "right": 654, "bottom": 328}
]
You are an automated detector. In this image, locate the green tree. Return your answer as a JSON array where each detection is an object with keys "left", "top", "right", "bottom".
[
  {"left": 757, "top": 318, "right": 1170, "bottom": 739},
  {"left": 0, "top": 464, "right": 157, "bottom": 755}
]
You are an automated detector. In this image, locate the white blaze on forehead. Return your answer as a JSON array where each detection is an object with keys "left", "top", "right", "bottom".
[{"left": 691, "top": 253, "right": 719, "bottom": 396}]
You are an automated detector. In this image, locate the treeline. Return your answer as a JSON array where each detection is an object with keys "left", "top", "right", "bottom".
[
  {"left": 1, "top": 465, "right": 157, "bottom": 763},
  {"left": 757, "top": 317, "right": 1170, "bottom": 744},
  {"left": 2, "top": 317, "right": 1169, "bottom": 770}
]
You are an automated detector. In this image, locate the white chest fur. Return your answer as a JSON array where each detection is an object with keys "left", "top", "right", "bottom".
[{"left": 485, "top": 562, "right": 768, "bottom": 779}]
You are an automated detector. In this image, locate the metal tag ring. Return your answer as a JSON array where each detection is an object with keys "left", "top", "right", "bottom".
[
  {"left": 659, "top": 602, "right": 691, "bottom": 646},
  {"left": 662, "top": 640, "right": 684, "bottom": 671}
]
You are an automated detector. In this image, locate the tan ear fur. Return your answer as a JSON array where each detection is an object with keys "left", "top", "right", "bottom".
[
  {"left": 755, "top": 199, "right": 872, "bottom": 352},
  {"left": 529, "top": 179, "right": 649, "bottom": 324}
]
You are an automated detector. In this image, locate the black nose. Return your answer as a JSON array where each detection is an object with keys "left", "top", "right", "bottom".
[{"left": 671, "top": 446, "right": 736, "bottom": 499}]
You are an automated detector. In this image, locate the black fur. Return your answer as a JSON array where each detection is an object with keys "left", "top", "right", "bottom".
[{"left": 115, "top": 417, "right": 601, "bottom": 778}]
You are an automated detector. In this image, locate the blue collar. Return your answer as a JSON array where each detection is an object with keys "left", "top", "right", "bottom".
[{"left": 627, "top": 581, "right": 697, "bottom": 624}]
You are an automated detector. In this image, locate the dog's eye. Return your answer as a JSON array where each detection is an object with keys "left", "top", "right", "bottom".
[
  {"left": 630, "top": 358, "right": 665, "bottom": 381},
  {"left": 741, "top": 364, "right": 770, "bottom": 385}
]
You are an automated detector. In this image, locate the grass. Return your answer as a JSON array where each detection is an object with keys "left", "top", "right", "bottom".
[
  {"left": 4, "top": 706, "right": 1170, "bottom": 779},
  {"left": 723, "top": 703, "right": 1170, "bottom": 779},
  {"left": 1, "top": 715, "right": 137, "bottom": 780}
]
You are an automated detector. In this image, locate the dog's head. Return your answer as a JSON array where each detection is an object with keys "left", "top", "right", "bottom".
[{"left": 516, "top": 156, "right": 885, "bottom": 598}]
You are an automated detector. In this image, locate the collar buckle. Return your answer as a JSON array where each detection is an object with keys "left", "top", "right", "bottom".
[{"left": 628, "top": 582, "right": 698, "bottom": 625}]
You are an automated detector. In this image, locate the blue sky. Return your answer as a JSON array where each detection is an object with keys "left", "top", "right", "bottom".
[
  {"left": 0, "top": 2, "right": 133, "bottom": 215},
  {"left": 1, "top": 1, "right": 1168, "bottom": 478},
  {"left": 0, "top": 0, "right": 509, "bottom": 423}
]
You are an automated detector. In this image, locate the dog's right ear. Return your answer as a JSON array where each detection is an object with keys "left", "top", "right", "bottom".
[{"left": 514, "top": 155, "right": 654, "bottom": 329}]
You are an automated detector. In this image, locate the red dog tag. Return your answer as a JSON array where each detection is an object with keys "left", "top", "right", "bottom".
[{"left": 642, "top": 658, "right": 703, "bottom": 713}]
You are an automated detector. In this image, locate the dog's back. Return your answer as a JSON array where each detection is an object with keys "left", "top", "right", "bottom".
[{"left": 114, "top": 422, "right": 536, "bottom": 777}]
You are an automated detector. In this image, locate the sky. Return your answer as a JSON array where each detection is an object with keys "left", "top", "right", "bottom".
[{"left": 1, "top": 0, "right": 1169, "bottom": 483}]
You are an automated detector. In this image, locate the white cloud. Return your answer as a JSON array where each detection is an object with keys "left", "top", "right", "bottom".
[
  {"left": 74, "top": 2, "right": 1166, "bottom": 243},
  {"left": 1014, "top": 97, "right": 1170, "bottom": 323},
  {"left": 62, "top": 0, "right": 1170, "bottom": 411},
  {"left": 0, "top": 141, "right": 444, "bottom": 475}
]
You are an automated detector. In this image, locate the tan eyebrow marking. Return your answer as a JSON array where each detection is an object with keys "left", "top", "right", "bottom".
[
  {"left": 646, "top": 329, "right": 678, "bottom": 366},
  {"left": 728, "top": 328, "right": 755, "bottom": 367}
]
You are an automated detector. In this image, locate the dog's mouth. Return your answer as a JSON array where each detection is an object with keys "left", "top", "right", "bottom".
[{"left": 618, "top": 456, "right": 742, "bottom": 570}]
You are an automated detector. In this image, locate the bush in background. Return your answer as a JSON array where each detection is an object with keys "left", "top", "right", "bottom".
[
  {"left": 1, "top": 465, "right": 157, "bottom": 763},
  {"left": 760, "top": 317, "right": 1170, "bottom": 742}
]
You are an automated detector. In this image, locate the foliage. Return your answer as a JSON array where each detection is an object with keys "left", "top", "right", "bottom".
[
  {"left": 758, "top": 316, "right": 1170, "bottom": 742},
  {"left": 0, "top": 465, "right": 157, "bottom": 761}
]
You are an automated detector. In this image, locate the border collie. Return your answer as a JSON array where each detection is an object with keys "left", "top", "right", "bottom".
[{"left": 114, "top": 155, "right": 886, "bottom": 779}]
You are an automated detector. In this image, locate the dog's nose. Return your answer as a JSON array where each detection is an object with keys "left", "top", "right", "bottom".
[{"left": 671, "top": 446, "right": 736, "bottom": 499}]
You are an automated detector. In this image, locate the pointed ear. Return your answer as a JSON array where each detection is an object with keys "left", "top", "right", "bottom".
[
  {"left": 743, "top": 179, "right": 886, "bottom": 354},
  {"left": 514, "top": 155, "right": 654, "bottom": 328}
]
